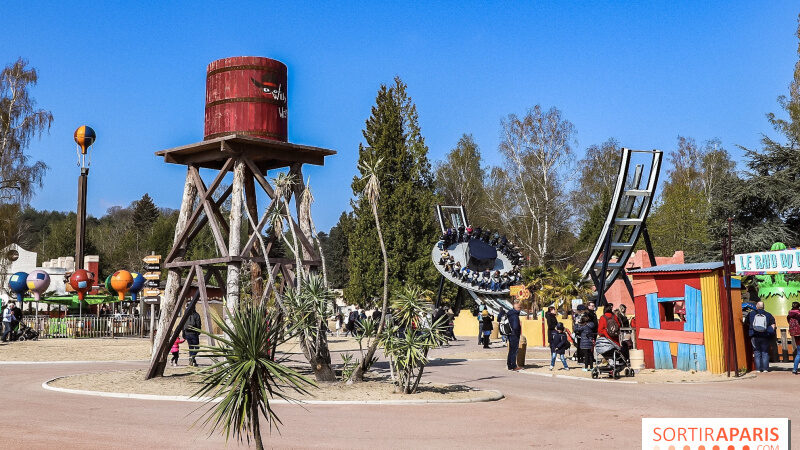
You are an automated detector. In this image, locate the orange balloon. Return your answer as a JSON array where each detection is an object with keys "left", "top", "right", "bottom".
[{"left": 110, "top": 270, "right": 134, "bottom": 300}]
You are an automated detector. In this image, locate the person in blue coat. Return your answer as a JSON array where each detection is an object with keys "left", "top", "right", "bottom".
[{"left": 549, "top": 323, "right": 570, "bottom": 370}]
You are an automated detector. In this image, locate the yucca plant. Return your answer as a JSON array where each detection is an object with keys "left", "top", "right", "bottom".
[
  {"left": 192, "top": 302, "right": 315, "bottom": 450},
  {"left": 380, "top": 285, "right": 447, "bottom": 394},
  {"left": 282, "top": 273, "right": 337, "bottom": 381}
]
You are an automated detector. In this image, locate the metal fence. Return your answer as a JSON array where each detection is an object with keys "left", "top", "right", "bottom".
[{"left": 25, "top": 315, "right": 145, "bottom": 339}]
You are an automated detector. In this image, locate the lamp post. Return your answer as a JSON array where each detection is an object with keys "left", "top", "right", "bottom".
[{"left": 73, "top": 126, "right": 95, "bottom": 271}]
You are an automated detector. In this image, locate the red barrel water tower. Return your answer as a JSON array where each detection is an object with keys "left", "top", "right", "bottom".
[{"left": 204, "top": 56, "right": 288, "bottom": 142}]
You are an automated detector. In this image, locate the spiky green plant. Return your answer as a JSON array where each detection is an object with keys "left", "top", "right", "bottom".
[
  {"left": 380, "top": 285, "right": 447, "bottom": 394},
  {"left": 192, "top": 302, "right": 314, "bottom": 449}
]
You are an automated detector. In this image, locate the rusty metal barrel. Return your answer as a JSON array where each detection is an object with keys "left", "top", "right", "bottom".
[{"left": 204, "top": 56, "right": 288, "bottom": 141}]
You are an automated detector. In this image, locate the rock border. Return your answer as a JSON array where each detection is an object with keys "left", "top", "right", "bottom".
[{"left": 42, "top": 376, "right": 504, "bottom": 405}]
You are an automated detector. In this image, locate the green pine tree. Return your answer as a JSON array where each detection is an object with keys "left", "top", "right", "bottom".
[{"left": 345, "top": 77, "right": 438, "bottom": 307}]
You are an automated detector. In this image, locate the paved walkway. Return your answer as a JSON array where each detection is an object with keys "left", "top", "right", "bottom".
[{"left": 1, "top": 339, "right": 797, "bottom": 448}]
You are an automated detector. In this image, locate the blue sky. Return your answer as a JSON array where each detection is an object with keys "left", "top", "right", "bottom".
[{"left": 4, "top": 1, "right": 798, "bottom": 232}]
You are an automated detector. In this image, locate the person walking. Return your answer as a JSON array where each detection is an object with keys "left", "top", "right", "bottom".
[
  {"left": 182, "top": 305, "right": 202, "bottom": 367},
  {"left": 10, "top": 302, "right": 21, "bottom": 334},
  {"left": 480, "top": 310, "right": 494, "bottom": 348},
  {"left": 573, "top": 314, "right": 596, "bottom": 371},
  {"left": 2, "top": 302, "right": 15, "bottom": 342},
  {"left": 787, "top": 302, "right": 800, "bottom": 374},
  {"left": 545, "top": 306, "right": 558, "bottom": 346},
  {"left": 747, "top": 301, "right": 776, "bottom": 373},
  {"left": 497, "top": 309, "right": 508, "bottom": 346},
  {"left": 170, "top": 336, "right": 186, "bottom": 367},
  {"left": 549, "top": 323, "right": 570, "bottom": 370},
  {"left": 507, "top": 299, "right": 523, "bottom": 371}
]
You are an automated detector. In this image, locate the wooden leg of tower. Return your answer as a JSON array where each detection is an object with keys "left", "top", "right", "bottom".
[
  {"left": 244, "top": 170, "right": 263, "bottom": 302},
  {"left": 145, "top": 167, "right": 198, "bottom": 379},
  {"left": 225, "top": 160, "right": 246, "bottom": 319}
]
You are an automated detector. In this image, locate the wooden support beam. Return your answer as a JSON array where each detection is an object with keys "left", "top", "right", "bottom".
[
  {"left": 165, "top": 159, "right": 234, "bottom": 263},
  {"left": 183, "top": 184, "right": 233, "bottom": 251},
  {"left": 195, "top": 266, "right": 215, "bottom": 346},
  {"left": 226, "top": 160, "right": 246, "bottom": 317},
  {"left": 189, "top": 165, "right": 230, "bottom": 258},
  {"left": 242, "top": 156, "right": 276, "bottom": 198},
  {"left": 147, "top": 167, "right": 198, "bottom": 379},
  {"left": 638, "top": 328, "right": 704, "bottom": 345}
]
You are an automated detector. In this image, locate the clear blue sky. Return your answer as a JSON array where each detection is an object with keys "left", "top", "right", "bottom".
[{"left": 4, "top": 1, "right": 798, "bottom": 232}]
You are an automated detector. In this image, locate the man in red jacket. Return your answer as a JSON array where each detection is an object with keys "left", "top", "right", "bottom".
[{"left": 597, "top": 304, "right": 621, "bottom": 345}]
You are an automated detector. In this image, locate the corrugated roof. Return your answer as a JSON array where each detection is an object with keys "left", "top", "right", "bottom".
[{"left": 627, "top": 262, "right": 724, "bottom": 274}]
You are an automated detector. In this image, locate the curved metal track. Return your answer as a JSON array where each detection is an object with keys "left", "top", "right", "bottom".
[{"left": 579, "top": 148, "right": 662, "bottom": 302}]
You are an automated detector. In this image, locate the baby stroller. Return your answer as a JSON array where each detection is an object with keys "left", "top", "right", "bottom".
[
  {"left": 13, "top": 323, "right": 39, "bottom": 341},
  {"left": 591, "top": 336, "right": 633, "bottom": 379}
]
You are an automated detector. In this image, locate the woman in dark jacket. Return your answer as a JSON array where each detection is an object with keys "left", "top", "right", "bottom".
[
  {"left": 573, "top": 315, "right": 596, "bottom": 371},
  {"left": 480, "top": 310, "right": 494, "bottom": 348},
  {"left": 788, "top": 302, "right": 800, "bottom": 374}
]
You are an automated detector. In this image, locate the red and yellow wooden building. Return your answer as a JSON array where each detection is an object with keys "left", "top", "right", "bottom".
[{"left": 629, "top": 262, "right": 749, "bottom": 374}]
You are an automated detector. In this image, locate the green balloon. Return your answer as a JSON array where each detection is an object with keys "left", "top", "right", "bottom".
[{"left": 104, "top": 275, "right": 117, "bottom": 295}]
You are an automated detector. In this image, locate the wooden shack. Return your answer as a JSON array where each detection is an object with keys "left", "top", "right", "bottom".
[{"left": 629, "top": 262, "right": 749, "bottom": 374}]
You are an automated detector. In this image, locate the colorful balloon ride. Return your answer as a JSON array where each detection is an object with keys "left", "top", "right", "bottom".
[
  {"left": 110, "top": 270, "right": 134, "bottom": 301},
  {"left": 129, "top": 272, "right": 145, "bottom": 302},
  {"left": 26, "top": 270, "right": 51, "bottom": 301},
  {"left": 69, "top": 269, "right": 94, "bottom": 301},
  {"left": 74, "top": 125, "right": 96, "bottom": 154},
  {"left": 8, "top": 271, "right": 28, "bottom": 303}
]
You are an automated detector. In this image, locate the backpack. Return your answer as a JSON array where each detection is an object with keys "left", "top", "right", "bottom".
[
  {"left": 499, "top": 316, "right": 512, "bottom": 336},
  {"left": 789, "top": 316, "right": 800, "bottom": 337},
  {"left": 605, "top": 315, "right": 620, "bottom": 338},
  {"left": 752, "top": 312, "right": 768, "bottom": 333}
]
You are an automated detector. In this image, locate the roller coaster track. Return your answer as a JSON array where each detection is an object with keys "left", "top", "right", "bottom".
[{"left": 580, "top": 148, "right": 663, "bottom": 304}]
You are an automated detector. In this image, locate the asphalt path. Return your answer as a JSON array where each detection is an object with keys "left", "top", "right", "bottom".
[{"left": 1, "top": 339, "right": 797, "bottom": 449}]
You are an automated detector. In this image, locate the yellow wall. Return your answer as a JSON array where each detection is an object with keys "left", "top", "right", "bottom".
[
  {"left": 700, "top": 273, "right": 726, "bottom": 374},
  {"left": 453, "top": 310, "right": 576, "bottom": 348}
]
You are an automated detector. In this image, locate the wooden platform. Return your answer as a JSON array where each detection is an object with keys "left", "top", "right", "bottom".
[{"left": 155, "top": 134, "right": 336, "bottom": 171}]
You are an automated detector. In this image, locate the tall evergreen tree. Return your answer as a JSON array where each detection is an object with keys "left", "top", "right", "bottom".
[
  {"left": 132, "top": 193, "right": 160, "bottom": 231},
  {"left": 320, "top": 212, "right": 353, "bottom": 289},
  {"left": 345, "top": 77, "right": 438, "bottom": 306}
]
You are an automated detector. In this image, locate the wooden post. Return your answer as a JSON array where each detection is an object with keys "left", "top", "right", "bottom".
[
  {"left": 291, "top": 163, "right": 314, "bottom": 261},
  {"left": 75, "top": 168, "right": 88, "bottom": 270},
  {"left": 146, "top": 167, "right": 198, "bottom": 379},
  {"left": 244, "top": 172, "right": 263, "bottom": 301},
  {"left": 149, "top": 304, "right": 155, "bottom": 349},
  {"left": 226, "top": 160, "right": 246, "bottom": 317}
]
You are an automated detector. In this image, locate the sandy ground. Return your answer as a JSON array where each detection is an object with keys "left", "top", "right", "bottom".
[
  {"left": 49, "top": 368, "right": 491, "bottom": 401},
  {"left": 0, "top": 338, "right": 151, "bottom": 361}
]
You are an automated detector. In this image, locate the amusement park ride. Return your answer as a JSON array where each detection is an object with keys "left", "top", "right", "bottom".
[{"left": 431, "top": 148, "right": 663, "bottom": 314}]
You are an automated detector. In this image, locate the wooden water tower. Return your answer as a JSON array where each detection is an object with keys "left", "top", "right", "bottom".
[{"left": 146, "top": 57, "right": 335, "bottom": 378}]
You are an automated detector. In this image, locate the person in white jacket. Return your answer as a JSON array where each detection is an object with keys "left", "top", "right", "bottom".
[{"left": 2, "top": 302, "right": 16, "bottom": 342}]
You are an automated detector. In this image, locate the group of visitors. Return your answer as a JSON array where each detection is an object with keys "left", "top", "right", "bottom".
[
  {"left": 439, "top": 255, "right": 522, "bottom": 292},
  {"left": 439, "top": 225, "right": 524, "bottom": 265},
  {"left": 1, "top": 301, "right": 22, "bottom": 342},
  {"left": 333, "top": 306, "right": 457, "bottom": 342}
]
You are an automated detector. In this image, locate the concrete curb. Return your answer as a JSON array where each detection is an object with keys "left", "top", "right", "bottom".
[
  {"left": 1, "top": 360, "right": 148, "bottom": 365},
  {"left": 519, "top": 370, "right": 638, "bottom": 384},
  {"left": 42, "top": 376, "right": 505, "bottom": 405}
]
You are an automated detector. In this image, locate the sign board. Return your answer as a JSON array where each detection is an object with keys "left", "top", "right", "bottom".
[
  {"left": 144, "top": 264, "right": 162, "bottom": 271},
  {"left": 144, "top": 280, "right": 160, "bottom": 288},
  {"left": 735, "top": 248, "right": 800, "bottom": 275},
  {"left": 144, "top": 297, "right": 160, "bottom": 305},
  {"left": 143, "top": 272, "right": 161, "bottom": 280},
  {"left": 143, "top": 288, "right": 162, "bottom": 297},
  {"left": 142, "top": 255, "right": 161, "bottom": 265},
  {"left": 509, "top": 285, "right": 530, "bottom": 300}
]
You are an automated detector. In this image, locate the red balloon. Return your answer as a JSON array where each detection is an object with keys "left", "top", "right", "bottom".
[{"left": 69, "top": 269, "right": 94, "bottom": 301}]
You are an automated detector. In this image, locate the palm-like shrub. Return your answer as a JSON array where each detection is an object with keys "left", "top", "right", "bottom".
[
  {"left": 380, "top": 285, "right": 447, "bottom": 394},
  {"left": 192, "top": 302, "right": 314, "bottom": 450},
  {"left": 282, "top": 273, "right": 337, "bottom": 381}
]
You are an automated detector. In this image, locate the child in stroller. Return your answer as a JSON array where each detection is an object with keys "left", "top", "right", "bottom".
[
  {"left": 591, "top": 336, "right": 633, "bottom": 379},
  {"left": 12, "top": 323, "right": 39, "bottom": 341}
]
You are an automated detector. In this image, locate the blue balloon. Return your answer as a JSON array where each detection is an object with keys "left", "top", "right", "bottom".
[
  {"left": 8, "top": 271, "right": 28, "bottom": 303},
  {"left": 129, "top": 272, "right": 146, "bottom": 302}
]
